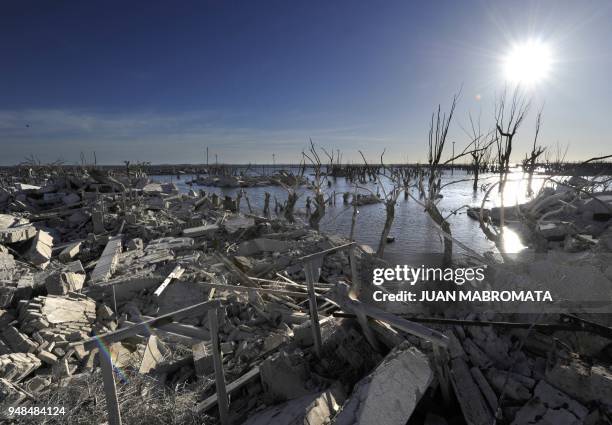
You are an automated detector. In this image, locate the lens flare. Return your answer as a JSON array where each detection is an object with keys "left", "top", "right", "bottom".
[{"left": 503, "top": 39, "right": 552, "bottom": 85}]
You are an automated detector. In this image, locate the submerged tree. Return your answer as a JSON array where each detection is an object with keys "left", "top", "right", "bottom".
[
  {"left": 423, "top": 96, "right": 459, "bottom": 265},
  {"left": 522, "top": 107, "right": 546, "bottom": 196},
  {"left": 277, "top": 159, "right": 305, "bottom": 223},
  {"left": 479, "top": 87, "right": 530, "bottom": 256},
  {"left": 409, "top": 92, "right": 489, "bottom": 265},
  {"left": 302, "top": 140, "right": 334, "bottom": 230},
  {"left": 463, "top": 112, "right": 495, "bottom": 192},
  {"left": 357, "top": 150, "right": 405, "bottom": 257}
]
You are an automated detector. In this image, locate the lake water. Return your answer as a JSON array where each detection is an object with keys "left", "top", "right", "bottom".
[{"left": 152, "top": 169, "right": 545, "bottom": 265}]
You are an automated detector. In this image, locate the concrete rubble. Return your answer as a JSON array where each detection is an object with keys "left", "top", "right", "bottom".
[{"left": 0, "top": 166, "right": 610, "bottom": 425}]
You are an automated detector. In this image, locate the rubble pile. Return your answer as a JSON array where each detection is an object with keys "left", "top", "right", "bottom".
[
  {"left": 0, "top": 167, "right": 610, "bottom": 425},
  {"left": 476, "top": 177, "right": 612, "bottom": 253},
  {"left": 190, "top": 169, "right": 307, "bottom": 188}
]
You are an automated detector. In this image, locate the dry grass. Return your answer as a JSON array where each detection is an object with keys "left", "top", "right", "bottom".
[{"left": 11, "top": 368, "right": 215, "bottom": 425}]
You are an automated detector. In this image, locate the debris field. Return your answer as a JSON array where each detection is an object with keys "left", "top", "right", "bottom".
[{"left": 0, "top": 166, "right": 611, "bottom": 425}]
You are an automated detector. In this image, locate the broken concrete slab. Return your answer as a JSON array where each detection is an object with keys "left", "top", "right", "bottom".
[
  {"left": 139, "top": 335, "right": 166, "bottom": 374},
  {"left": 182, "top": 224, "right": 219, "bottom": 238},
  {"left": 59, "top": 241, "right": 82, "bottom": 262},
  {"left": 545, "top": 355, "right": 612, "bottom": 405},
  {"left": 450, "top": 357, "right": 494, "bottom": 425},
  {"left": 511, "top": 380, "right": 588, "bottom": 425},
  {"left": 1, "top": 326, "right": 38, "bottom": 354},
  {"left": 260, "top": 351, "right": 314, "bottom": 401},
  {"left": 90, "top": 235, "right": 122, "bottom": 283},
  {"left": 223, "top": 215, "right": 256, "bottom": 233},
  {"left": 192, "top": 341, "right": 214, "bottom": 377},
  {"left": 0, "top": 252, "right": 16, "bottom": 280},
  {"left": 37, "top": 350, "right": 58, "bottom": 365},
  {"left": 40, "top": 295, "right": 97, "bottom": 324},
  {"left": 243, "top": 386, "right": 345, "bottom": 425},
  {"left": 334, "top": 342, "right": 433, "bottom": 425},
  {"left": 0, "top": 225, "right": 37, "bottom": 244},
  {"left": 126, "top": 238, "right": 144, "bottom": 251},
  {"left": 45, "top": 271, "right": 86, "bottom": 295},
  {"left": 25, "top": 230, "right": 53, "bottom": 269},
  {"left": 237, "top": 238, "right": 291, "bottom": 256},
  {"left": 144, "top": 237, "right": 194, "bottom": 252},
  {"left": 153, "top": 265, "right": 185, "bottom": 297}
]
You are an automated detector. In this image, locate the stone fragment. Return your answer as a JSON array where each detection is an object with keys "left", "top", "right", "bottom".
[
  {"left": 37, "top": 350, "right": 58, "bottom": 365},
  {"left": 127, "top": 238, "right": 144, "bottom": 251},
  {"left": 182, "top": 224, "right": 219, "bottom": 238},
  {"left": 139, "top": 335, "right": 166, "bottom": 374},
  {"left": 511, "top": 380, "right": 587, "bottom": 425},
  {"left": 450, "top": 357, "right": 494, "bottom": 425},
  {"left": 24, "top": 375, "right": 51, "bottom": 393},
  {"left": 0, "top": 225, "right": 37, "bottom": 244},
  {"left": 45, "top": 271, "right": 86, "bottom": 295},
  {"left": 193, "top": 341, "right": 214, "bottom": 377},
  {"left": 145, "top": 237, "right": 194, "bottom": 252},
  {"left": 0, "top": 378, "right": 28, "bottom": 405},
  {"left": 237, "top": 238, "right": 290, "bottom": 256},
  {"left": 545, "top": 355, "right": 612, "bottom": 405},
  {"left": 334, "top": 342, "right": 433, "bottom": 425},
  {"left": 59, "top": 241, "right": 82, "bottom": 262},
  {"left": 243, "top": 386, "right": 345, "bottom": 425},
  {"left": 260, "top": 351, "right": 313, "bottom": 401},
  {"left": 26, "top": 230, "right": 53, "bottom": 269},
  {"left": 90, "top": 235, "right": 122, "bottom": 283},
  {"left": 1, "top": 326, "right": 38, "bottom": 353},
  {"left": 0, "top": 252, "right": 16, "bottom": 280}
]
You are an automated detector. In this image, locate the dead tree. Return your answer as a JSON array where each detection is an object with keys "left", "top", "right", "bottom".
[
  {"left": 478, "top": 88, "right": 530, "bottom": 256},
  {"left": 278, "top": 159, "right": 305, "bottom": 223},
  {"left": 302, "top": 140, "right": 333, "bottom": 230},
  {"left": 349, "top": 185, "right": 359, "bottom": 241},
  {"left": 358, "top": 150, "right": 404, "bottom": 258},
  {"left": 492, "top": 88, "right": 530, "bottom": 248},
  {"left": 463, "top": 112, "right": 494, "bottom": 192},
  {"left": 522, "top": 107, "right": 546, "bottom": 196},
  {"left": 544, "top": 141, "right": 569, "bottom": 174},
  {"left": 423, "top": 96, "right": 459, "bottom": 266},
  {"left": 263, "top": 192, "right": 271, "bottom": 217}
]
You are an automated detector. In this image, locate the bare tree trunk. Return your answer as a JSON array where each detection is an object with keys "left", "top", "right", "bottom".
[
  {"left": 377, "top": 200, "right": 395, "bottom": 257},
  {"left": 235, "top": 191, "right": 242, "bottom": 213},
  {"left": 427, "top": 203, "right": 452, "bottom": 266},
  {"left": 308, "top": 193, "right": 326, "bottom": 230},
  {"left": 243, "top": 190, "right": 253, "bottom": 213},
  {"left": 284, "top": 192, "right": 298, "bottom": 222},
  {"left": 349, "top": 202, "right": 358, "bottom": 241},
  {"left": 472, "top": 165, "right": 479, "bottom": 192},
  {"left": 263, "top": 192, "right": 271, "bottom": 217}
]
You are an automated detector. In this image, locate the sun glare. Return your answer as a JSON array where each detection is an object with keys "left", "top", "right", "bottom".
[{"left": 503, "top": 39, "right": 552, "bottom": 85}]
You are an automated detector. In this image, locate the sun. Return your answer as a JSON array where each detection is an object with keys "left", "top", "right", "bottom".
[{"left": 503, "top": 39, "right": 552, "bottom": 85}]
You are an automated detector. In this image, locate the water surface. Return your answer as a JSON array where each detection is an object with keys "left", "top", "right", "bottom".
[{"left": 152, "top": 169, "right": 546, "bottom": 265}]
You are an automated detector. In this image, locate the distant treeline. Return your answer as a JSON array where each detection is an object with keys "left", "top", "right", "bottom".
[{"left": 1, "top": 160, "right": 611, "bottom": 177}]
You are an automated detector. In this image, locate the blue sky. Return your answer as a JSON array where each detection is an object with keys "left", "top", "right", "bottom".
[{"left": 1, "top": 0, "right": 611, "bottom": 164}]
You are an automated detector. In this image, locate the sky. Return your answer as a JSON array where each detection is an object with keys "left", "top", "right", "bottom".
[{"left": 1, "top": 0, "right": 611, "bottom": 165}]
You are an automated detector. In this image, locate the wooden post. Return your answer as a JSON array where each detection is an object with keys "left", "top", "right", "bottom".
[
  {"left": 100, "top": 349, "right": 122, "bottom": 425},
  {"left": 433, "top": 344, "right": 452, "bottom": 406},
  {"left": 349, "top": 246, "right": 360, "bottom": 297},
  {"left": 208, "top": 308, "right": 229, "bottom": 425},
  {"left": 354, "top": 309, "right": 381, "bottom": 351},
  {"left": 304, "top": 261, "right": 323, "bottom": 357}
]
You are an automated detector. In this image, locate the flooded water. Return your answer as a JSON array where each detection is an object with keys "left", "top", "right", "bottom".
[{"left": 152, "top": 169, "right": 548, "bottom": 265}]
